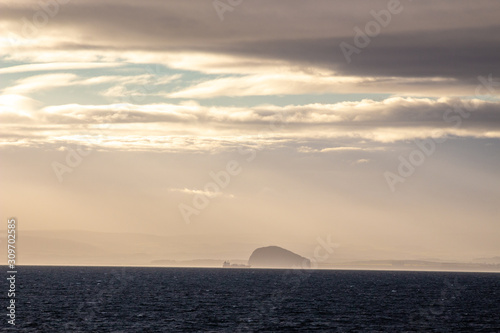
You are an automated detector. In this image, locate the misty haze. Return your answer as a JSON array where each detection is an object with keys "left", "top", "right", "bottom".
[{"left": 1, "top": 0, "right": 499, "bottom": 331}]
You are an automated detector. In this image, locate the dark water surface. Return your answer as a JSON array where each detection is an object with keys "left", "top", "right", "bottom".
[{"left": 2, "top": 266, "right": 499, "bottom": 332}]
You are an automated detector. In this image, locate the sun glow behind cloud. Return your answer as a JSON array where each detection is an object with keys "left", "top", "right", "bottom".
[{"left": 0, "top": 0, "right": 499, "bottom": 265}]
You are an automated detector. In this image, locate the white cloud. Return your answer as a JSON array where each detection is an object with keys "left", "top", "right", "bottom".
[
  {"left": 2, "top": 72, "right": 181, "bottom": 100},
  {"left": 0, "top": 62, "right": 124, "bottom": 74},
  {"left": 3, "top": 73, "right": 78, "bottom": 94},
  {"left": 166, "top": 72, "right": 460, "bottom": 99},
  {"left": 321, "top": 147, "right": 364, "bottom": 152},
  {"left": 169, "top": 188, "right": 234, "bottom": 199},
  {"left": 1, "top": 97, "right": 499, "bottom": 150}
]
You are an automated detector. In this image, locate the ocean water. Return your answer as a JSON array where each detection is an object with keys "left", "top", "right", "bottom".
[{"left": 2, "top": 266, "right": 499, "bottom": 332}]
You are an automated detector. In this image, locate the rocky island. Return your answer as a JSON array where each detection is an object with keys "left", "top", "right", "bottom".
[{"left": 248, "top": 246, "right": 311, "bottom": 268}]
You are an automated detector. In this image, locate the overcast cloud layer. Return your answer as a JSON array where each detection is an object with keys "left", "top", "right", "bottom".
[{"left": 1, "top": 0, "right": 499, "bottom": 264}]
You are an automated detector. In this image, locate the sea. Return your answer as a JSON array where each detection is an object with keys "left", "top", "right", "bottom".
[{"left": 2, "top": 266, "right": 499, "bottom": 332}]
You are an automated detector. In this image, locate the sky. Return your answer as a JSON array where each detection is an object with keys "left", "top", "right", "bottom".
[{"left": 0, "top": 0, "right": 499, "bottom": 265}]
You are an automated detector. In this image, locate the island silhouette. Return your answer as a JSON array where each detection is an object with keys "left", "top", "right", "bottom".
[{"left": 247, "top": 246, "right": 311, "bottom": 268}]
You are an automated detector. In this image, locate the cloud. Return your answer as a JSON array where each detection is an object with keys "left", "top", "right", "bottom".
[
  {"left": 1, "top": 0, "right": 499, "bottom": 84},
  {"left": 0, "top": 62, "right": 124, "bottom": 74},
  {"left": 3, "top": 73, "right": 78, "bottom": 94},
  {"left": 1, "top": 72, "right": 182, "bottom": 101},
  {"left": 0, "top": 94, "right": 39, "bottom": 121},
  {"left": 0, "top": 0, "right": 499, "bottom": 151},
  {"left": 166, "top": 72, "right": 463, "bottom": 99},
  {"left": 42, "top": 103, "right": 198, "bottom": 124},
  {"left": 169, "top": 188, "right": 234, "bottom": 199},
  {"left": 1, "top": 97, "right": 499, "bottom": 151},
  {"left": 37, "top": 97, "right": 500, "bottom": 129},
  {"left": 321, "top": 147, "right": 365, "bottom": 152}
]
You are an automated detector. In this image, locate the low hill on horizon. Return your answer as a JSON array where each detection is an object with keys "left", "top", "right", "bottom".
[{"left": 248, "top": 246, "right": 311, "bottom": 268}]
